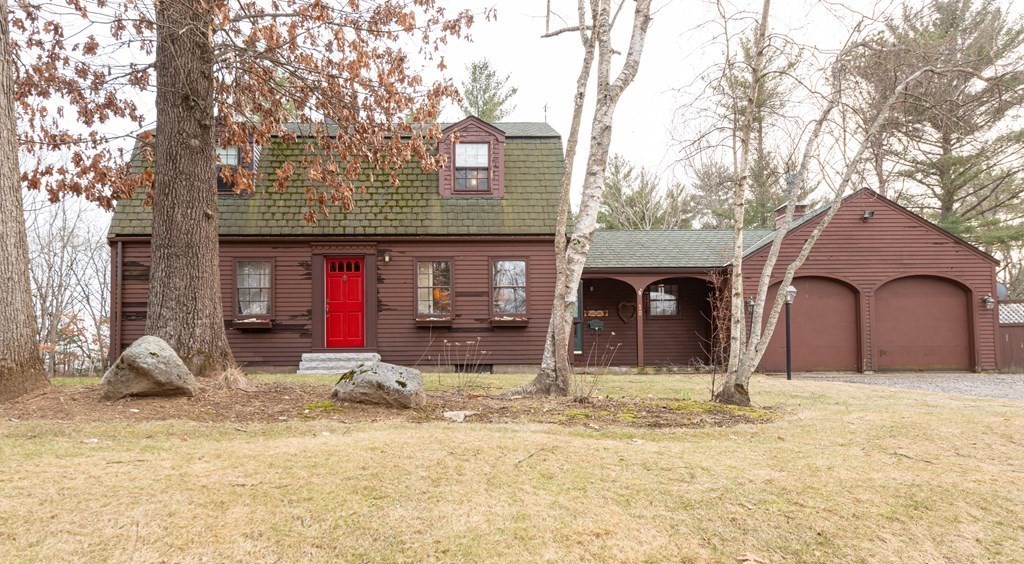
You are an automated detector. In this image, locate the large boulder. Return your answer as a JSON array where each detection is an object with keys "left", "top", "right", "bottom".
[
  {"left": 100, "top": 336, "right": 199, "bottom": 400},
  {"left": 331, "top": 362, "right": 425, "bottom": 409}
]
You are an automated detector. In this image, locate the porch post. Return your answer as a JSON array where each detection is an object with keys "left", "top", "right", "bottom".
[{"left": 636, "top": 287, "right": 645, "bottom": 367}]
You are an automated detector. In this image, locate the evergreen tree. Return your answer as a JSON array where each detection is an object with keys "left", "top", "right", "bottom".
[
  {"left": 854, "top": 0, "right": 1024, "bottom": 253},
  {"left": 598, "top": 155, "right": 693, "bottom": 230},
  {"left": 460, "top": 59, "right": 519, "bottom": 122}
]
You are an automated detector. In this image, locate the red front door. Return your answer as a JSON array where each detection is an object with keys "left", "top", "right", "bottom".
[{"left": 325, "top": 257, "right": 365, "bottom": 348}]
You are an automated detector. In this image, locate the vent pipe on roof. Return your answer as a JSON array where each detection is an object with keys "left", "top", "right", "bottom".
[{"left": 775, "top": 204, "right": 808, "bottom": 229}]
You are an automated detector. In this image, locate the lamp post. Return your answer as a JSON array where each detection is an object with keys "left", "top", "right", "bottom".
[{"left": 785, "top": 285, "right": 798, "bottom": 381}]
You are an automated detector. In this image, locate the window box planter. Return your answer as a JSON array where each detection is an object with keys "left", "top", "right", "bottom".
[
  {"left": 231, "top": 318, "right": 272, "bottom": 331},
  {"left": 490, "top": 317, "right": 529, "bottom": 327},
  {"left": 415, "top": 317, "right": 453, "bottom": 327}
]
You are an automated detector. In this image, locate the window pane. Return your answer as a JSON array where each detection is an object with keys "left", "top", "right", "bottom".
[
  {"left": 417, "top": 288, "right": 432, "bottom": 314},
  {"left": 648, "top": 284, "right": 679, "bottom": 316},
  {"left": 416, "top": 261, "right": 452, "bottom": 316},
  {"left": 432, "top": 261, "right": 451, "bottom": 286},
  {"left": 433, "top": 289, "right": 452, "bottom": 314},
  {"left": 493, "top": 288, "right": 516, "bottom": 314},
  {"left": 236, "top": 260, "right": 271, "bottom": 315},
  {"left": 493, "top": 260, "right": 526, "bottom": 287},
  {"left": 455, "top": 143, "right": 488, "bottom": 167},
  {"left": 455, "top": 169, "right": 490, "bottom": 192},
  {"left": 493, "top": 290, "right": 527, "bottom": 315},
  {"left": 217, "top": 146, "right": 239, "bottom": 166},
  {"left": 417, "top": 262, "right": 433, "bottom": 287}
]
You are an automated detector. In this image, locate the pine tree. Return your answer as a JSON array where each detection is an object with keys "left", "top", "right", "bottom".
[{"left": 460, "top": 60, "right": 519, "bottom": 122}]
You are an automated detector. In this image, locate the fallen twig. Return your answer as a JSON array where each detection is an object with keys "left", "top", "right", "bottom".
[
  {"left": 515, "top": 446, "right": 555, "bottom": 466},
  {"left": 890, "top": 451, "right": 935, "bottom": 464}
]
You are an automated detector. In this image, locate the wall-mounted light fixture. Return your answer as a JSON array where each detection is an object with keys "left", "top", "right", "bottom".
[
  {"left": 745, "top": 297, "right": 755, "bottom": 313},
  {"left": 983, "top": 294, "right": 995, "bottom": 310},
  {"left": 862, "top": 210, "right": 876, "bottom": 221},
  {"left": 383, "top": 252, "right": 390, "bottom": 263}
]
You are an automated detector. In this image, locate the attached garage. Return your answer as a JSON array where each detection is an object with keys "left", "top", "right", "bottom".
[
  {"left": 582, "top": 189, "right": 999, "bottom": 373},
  {"left": 760, "top": 277, "right": 860, "bottom": 372},
  {"left": 875, "top": 276, "right": 971, "bottom": 371},
  {"left": 743, "top": 188, "right": 999, "bottom": 374}
]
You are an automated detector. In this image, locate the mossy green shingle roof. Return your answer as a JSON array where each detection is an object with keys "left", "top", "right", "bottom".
[
  {"left": 109, "top": 122, "right": 563, "bottom": 237},
  {"left": 586, "top": 230, "right": 776, "bottom": 270}
]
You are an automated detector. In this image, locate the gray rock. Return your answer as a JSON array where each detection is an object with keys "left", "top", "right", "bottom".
[
  {"left": 443, "top": 410, "right": 478, "bottom": 422},
  {"left": 100, "top": 336, "right": 198, "bottom": 400},
  {"left": 331, "top": 362, "right": 425, "bottom": 409}
]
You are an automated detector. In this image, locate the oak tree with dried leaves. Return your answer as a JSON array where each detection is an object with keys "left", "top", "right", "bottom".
[{"left": 3, "top": 0, "right": 476, "bottom": 393}]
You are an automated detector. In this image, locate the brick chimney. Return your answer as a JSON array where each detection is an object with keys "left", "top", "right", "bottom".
[{"left": 774, "top": 203, "right": 808, "bottom": 229}]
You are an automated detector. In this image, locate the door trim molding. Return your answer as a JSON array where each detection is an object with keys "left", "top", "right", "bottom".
[{"left": 311, "top": 247, "right": 377, "bottom": 351}]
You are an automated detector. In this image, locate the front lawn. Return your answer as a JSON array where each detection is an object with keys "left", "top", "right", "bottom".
[{"left": 1, "top": 373, "right": 1021, "bottom": 561}]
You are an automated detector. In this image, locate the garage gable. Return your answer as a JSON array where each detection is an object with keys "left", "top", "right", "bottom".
[{"left": 742, "top": 187, "right": 1000, "bottom": 373}]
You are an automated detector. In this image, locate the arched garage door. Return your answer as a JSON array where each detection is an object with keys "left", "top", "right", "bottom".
[
  {"left": 760, "top": 277, "right": 859, "bottom": 372},
  {"left": 875, "top": 276, "right": 971, "bottom": 371}
]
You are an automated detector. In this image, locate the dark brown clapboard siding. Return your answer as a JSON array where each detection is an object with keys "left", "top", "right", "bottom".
[
  {"left": 375, "top": 240, "right": 555, "bottom": 368},
  {"left": 576, "top": 278, "right": 639, "bottom": 366},
  {"left": 743, "top": 190, "right": 999, "bottom": 372},
  {"left": 113, "top": 238, "right": 556, "bottom": 368},
  {"left": 642, "top": 278, "right": 714, "bottom": 368}
]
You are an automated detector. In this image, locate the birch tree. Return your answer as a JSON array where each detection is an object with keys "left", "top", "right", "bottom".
[
  {"left": 704, "top": 0, "right": 999, "bottom": 405},
  {"left": 516, "top": 0, "right": 652, "bottom": 395}
]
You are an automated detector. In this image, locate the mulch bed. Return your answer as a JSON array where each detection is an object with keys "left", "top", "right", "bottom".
[{"left": 0, "top": 383, "right": 776, "bottom": 429}]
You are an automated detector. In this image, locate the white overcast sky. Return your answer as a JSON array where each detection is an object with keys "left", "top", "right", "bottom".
[
  {"left": 61, "top": 0, "right": 913, "bottom": 226},
  {"left": 434, "top": 0, "right": 895, "bottom": 206}
]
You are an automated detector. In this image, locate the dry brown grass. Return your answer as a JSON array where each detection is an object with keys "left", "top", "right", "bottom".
[
  {"left": 208, "top": 364, "right": 260, "bottom": 392},
  {"left": 1, "top": 373, "right": 1023, "bottom": 562}
]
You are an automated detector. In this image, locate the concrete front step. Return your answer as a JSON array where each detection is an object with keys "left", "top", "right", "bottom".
[{"left": 297, "top": 352, "right": 380, "bottom": 375}]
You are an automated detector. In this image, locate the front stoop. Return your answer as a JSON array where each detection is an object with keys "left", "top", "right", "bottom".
[{"left": 297, "top": 352, "right": 381, "bottom": 375}]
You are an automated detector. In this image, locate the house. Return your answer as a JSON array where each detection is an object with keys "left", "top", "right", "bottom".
[
  {"left": 109, "top": 117, "right": 563, "bottom": 372},
  {"left": 108, "top": 117, "right": 1001, "bottom": 373}
]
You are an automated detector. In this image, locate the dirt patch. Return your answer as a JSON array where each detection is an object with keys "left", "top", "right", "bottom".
[{"left": 0, "top": 383, "right": 776, "bottom": 428}]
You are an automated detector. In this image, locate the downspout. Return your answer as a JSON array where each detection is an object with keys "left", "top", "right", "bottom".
[{"left": 110, "top": 240, "right": 123, "bottom": 365}]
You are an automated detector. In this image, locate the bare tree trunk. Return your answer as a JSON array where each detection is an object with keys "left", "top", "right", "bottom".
[
  {"left": 147, "top": 0, "right": 233, "bottom": 376},
  {"left": 0, "top": 0, "right": 48, "bottom": 402},
  {"left": 715, "top": 62, "right": 943, "bottom": 406},
  {"left": 522, "top": 1, "right": 597, "bottom": 396},
  {"left": 717, "top": 0, "right": 772, "bottom": 406},
  {"left": 519, "top": 0, "right": 651, "bottom": 395}
]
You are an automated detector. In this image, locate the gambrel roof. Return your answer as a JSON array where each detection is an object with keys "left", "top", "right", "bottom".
[{"left": 108, "top": 120, "right": 563, "bottom": 237}]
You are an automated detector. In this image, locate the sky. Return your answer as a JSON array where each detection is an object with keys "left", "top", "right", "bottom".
[
  {"left": 50, "top": 0, "right": 905, "bottom": 228},
  {"left": 432, "top": 0, "right": 891, "bottom": 206}
]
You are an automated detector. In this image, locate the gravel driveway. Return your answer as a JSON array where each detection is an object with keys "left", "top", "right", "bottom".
[{"left": 804, "top": 373, "right": 1024, "bottom": 401}]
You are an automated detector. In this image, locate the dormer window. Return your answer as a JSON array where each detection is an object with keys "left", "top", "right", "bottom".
[
  {"left": 455, "top": 143, "right": 490, "bottom": 192},
  {"left": 439, "top": 117, "right": 505, "bottom": 199},
  {"left": 217, "top": 146, "right": 239, "bottom": 167},
  {"left": 216, "top": 145, "right": 257, "bottom": 195}
]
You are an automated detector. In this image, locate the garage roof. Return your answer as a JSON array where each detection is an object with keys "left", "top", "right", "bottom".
[{"left": 586, "top": 229, "right": 774, "bottom": 270}]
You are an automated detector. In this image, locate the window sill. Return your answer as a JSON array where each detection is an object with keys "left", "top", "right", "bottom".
[
  {"left": 490, "top": 317, "right": 529, "bottom": 327},
  {"left": 415, "top": 317, "right": 453, "bottom": 327},
  {"left": 231, "top": 319, "right": 272, "bottom": 331}
]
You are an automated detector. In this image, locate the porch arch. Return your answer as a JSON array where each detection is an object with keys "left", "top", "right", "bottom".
[{"left": 578, "top": 272, "right": 718, "bottom": 367}]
